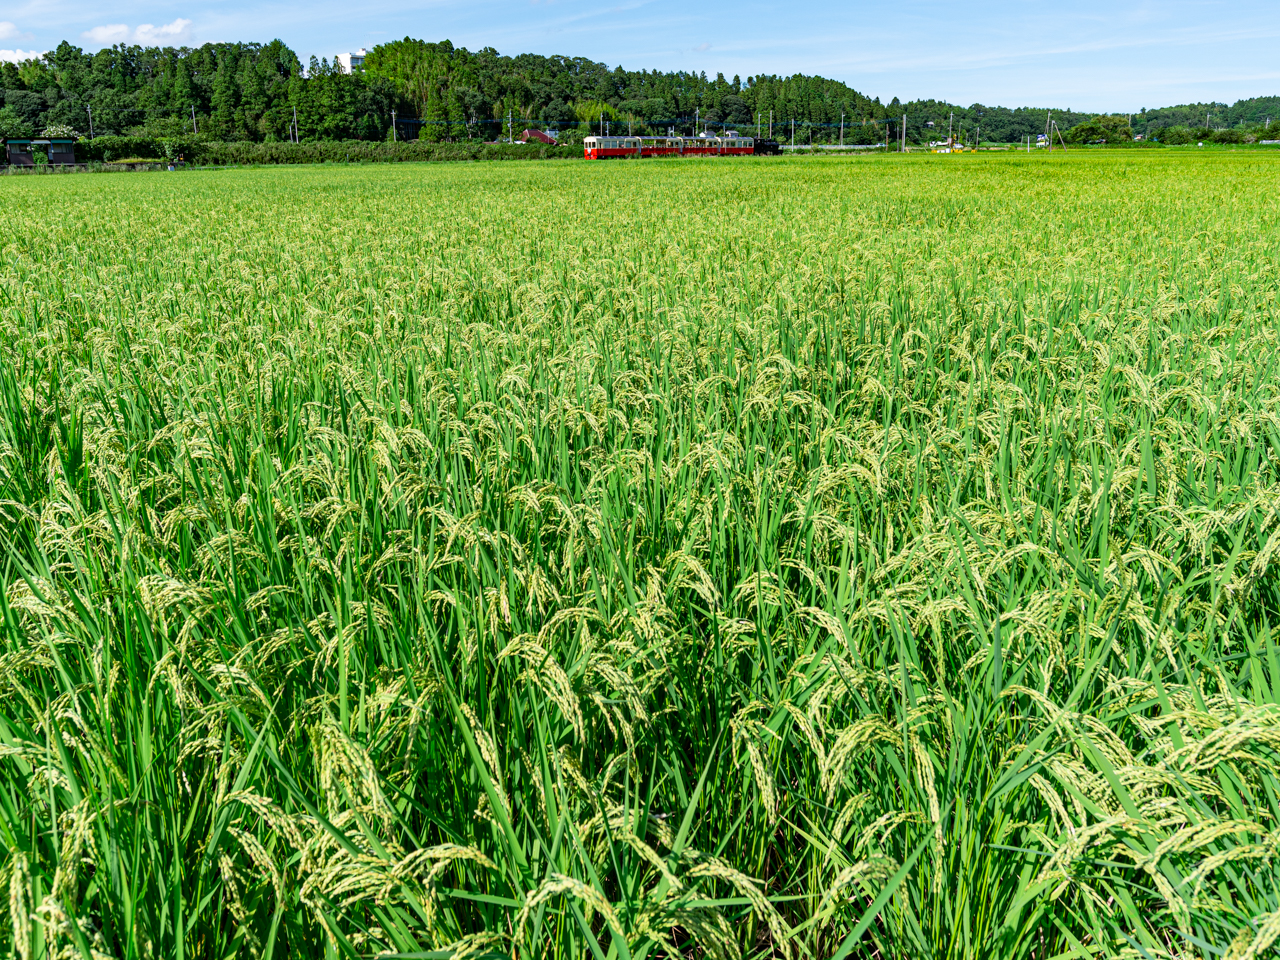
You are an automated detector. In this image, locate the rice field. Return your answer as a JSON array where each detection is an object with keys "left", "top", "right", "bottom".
[{"left": 2, "top": 152, "right": 1280, "bottom": 959}]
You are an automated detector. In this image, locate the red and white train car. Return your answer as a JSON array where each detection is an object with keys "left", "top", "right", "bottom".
[
  {"left": 583, "top": 134, "right": 756, "bottom": 159},
  {"left": 584, "top": 136, "right": 643, "bottom": 159}
]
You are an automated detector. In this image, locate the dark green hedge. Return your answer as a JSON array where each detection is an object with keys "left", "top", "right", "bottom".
[
  {"left": 75, "top": 136, "right": 170, "bottom": 162},
  {"left": 72, "top": 136, "right": 580, "bottom": 165}
]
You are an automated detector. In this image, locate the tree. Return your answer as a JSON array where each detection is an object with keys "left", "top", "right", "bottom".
[
  {"left": 541, "top": 99, "right": 575, "bottom": 127},
  {"left": 721, "top": 94, "right": 750, "bottom": 125},
  {"left": 1065, "top": 115, "right": 1132, "bottom": 144},
  {"left": 171, "top": 58, "right": 195, "bottom": 117},
  {"left": 0, "top": 105, "right": 34, "bottom": 139},
  {"left": 0, "top": 62, "right": 24, "bottom": 90},
  {"left": 4, "top": 90, "right": 45, "bottom": 125},
  {"left": 211, "top": 51, "right": 239, "bottom": 138},
  {"left": 422, "top": 81, "right": 447, "bottom": 141},
  {"left": 237, "top": 54, "right": 269, "bottom": 137}
]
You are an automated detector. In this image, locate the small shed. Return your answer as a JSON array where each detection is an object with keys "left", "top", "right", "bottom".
[
  {"left": 521, "top": 129, "right": 558, "bottom": 145},
  {"left": 5, "top": 138, "right": 34, "bottom": 166},
  {"left": 48, "top": 138, "right": 77, "bottom": 165}
]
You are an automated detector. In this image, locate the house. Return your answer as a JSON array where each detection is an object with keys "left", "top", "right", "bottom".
[
  {"left": 521, "top": 129, "right": 558, "bottom": 144},
  {"left": 335, "top": 49, "right": 367, "bottom": 73}
]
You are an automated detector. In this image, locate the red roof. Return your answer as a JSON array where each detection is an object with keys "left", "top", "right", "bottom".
[{"left": 521, "top": 129, "right": 558, "bottom": 144}]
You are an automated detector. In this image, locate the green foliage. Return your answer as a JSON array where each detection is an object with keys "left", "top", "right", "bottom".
[
  {"left": 0, "top": 105, "right": 34, "bottom": 139},
  {"left": 74, "top": 134, "right": 160, "bottom": 161},
  {"left": 573, "top": 99, "right": 620, "bottom": 124},
  {"left": 68, "top": 136, "right": 578, "bottom": 164},
  {"left": 195, "top": 139, "right": 577, "bottom": 163},
  {"left": 1149, "top": 124, "right": 1276, "bottom": 146},
  {"left": 1065, "top": 114, "right": 1132, "bottom": 144},
  {"left": 554, "top": 126, "right": 585, "bottom": 146}
]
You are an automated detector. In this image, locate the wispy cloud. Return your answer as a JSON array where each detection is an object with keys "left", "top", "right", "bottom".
[
  {"left": 81, "top": 18, "right": 193, "bottom": 48},
  {"left": 82, "top": 23, "right": 130, "bottom": 45},
  {"left": 136, "top": 19, "right": 194, "bottom": 44}
]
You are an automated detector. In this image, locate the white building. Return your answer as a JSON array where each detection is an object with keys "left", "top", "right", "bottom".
[{"left": 335, "top": 49, "right": 367, "bottom": 73}]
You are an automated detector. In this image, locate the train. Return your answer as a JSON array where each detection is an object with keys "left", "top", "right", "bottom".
[{"left": 583, "top": 133, "right": 782, "bottom": 159}]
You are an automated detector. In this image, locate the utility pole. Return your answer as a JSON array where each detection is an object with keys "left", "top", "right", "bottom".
[
  {"left": 293, "top": 106, "right": 299, "bottom": 142},
  {"left": 757, "top": 112, "right": 760, "bottom": 138},
  {"left": 902, "top": 113, "right": 906, "bottom": 152},
  {"left": 791, "top": 118, "right": 794, "bottom": 146},
  {"left": 191, "top": 104, "right": 198, "bottom": 136},
  {"left": 840, "top": 112, "right": 844, "bottom": 146},
  {"left": 949, "top": 111, "right": 953, "bottom": 146},
  {"left": 390, "top": 109, "right": 395, "bottom": 142},
  {"left": 86, "top": 103, "right": 94, "bottom": 139},
  {"left": 769, "top": 110, "right": 772, "bottom": 139},
  {"left": 696, "top": 108, "right": 699, "bottom": 136}
]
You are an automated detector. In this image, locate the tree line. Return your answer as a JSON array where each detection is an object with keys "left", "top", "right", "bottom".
[
  {"left": 0, "top": 40, "right": 397, "bottom": 143},
  {"left": 1, "top": 36, "right": 1276, "bottom": 147}
]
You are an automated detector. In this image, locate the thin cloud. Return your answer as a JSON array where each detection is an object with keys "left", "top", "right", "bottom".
[
  {"left": 136, "top": 19, "right": 194, "bottom": 44},
  {"left": 82, "top": 24, "right": 130, "bottom": 45},
  {"left": 81, "top": 18, "right": 194, "bottom": 48},
  {"left": 0, "top": 21, "right": 20, "bottom": 40}
]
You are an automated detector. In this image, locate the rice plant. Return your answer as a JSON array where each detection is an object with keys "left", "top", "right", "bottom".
[{"left": 2, "top": 151, "right": 1280, "bottom": 959}]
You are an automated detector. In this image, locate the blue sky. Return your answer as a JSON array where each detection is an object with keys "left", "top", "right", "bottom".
[{"left": 2, "top": 0, "right": 1278, "bottom": 111}]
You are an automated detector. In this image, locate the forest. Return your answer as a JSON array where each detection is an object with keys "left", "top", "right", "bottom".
[{"left": 0, "top": 36, "right": 1276, "bottom": 147}]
